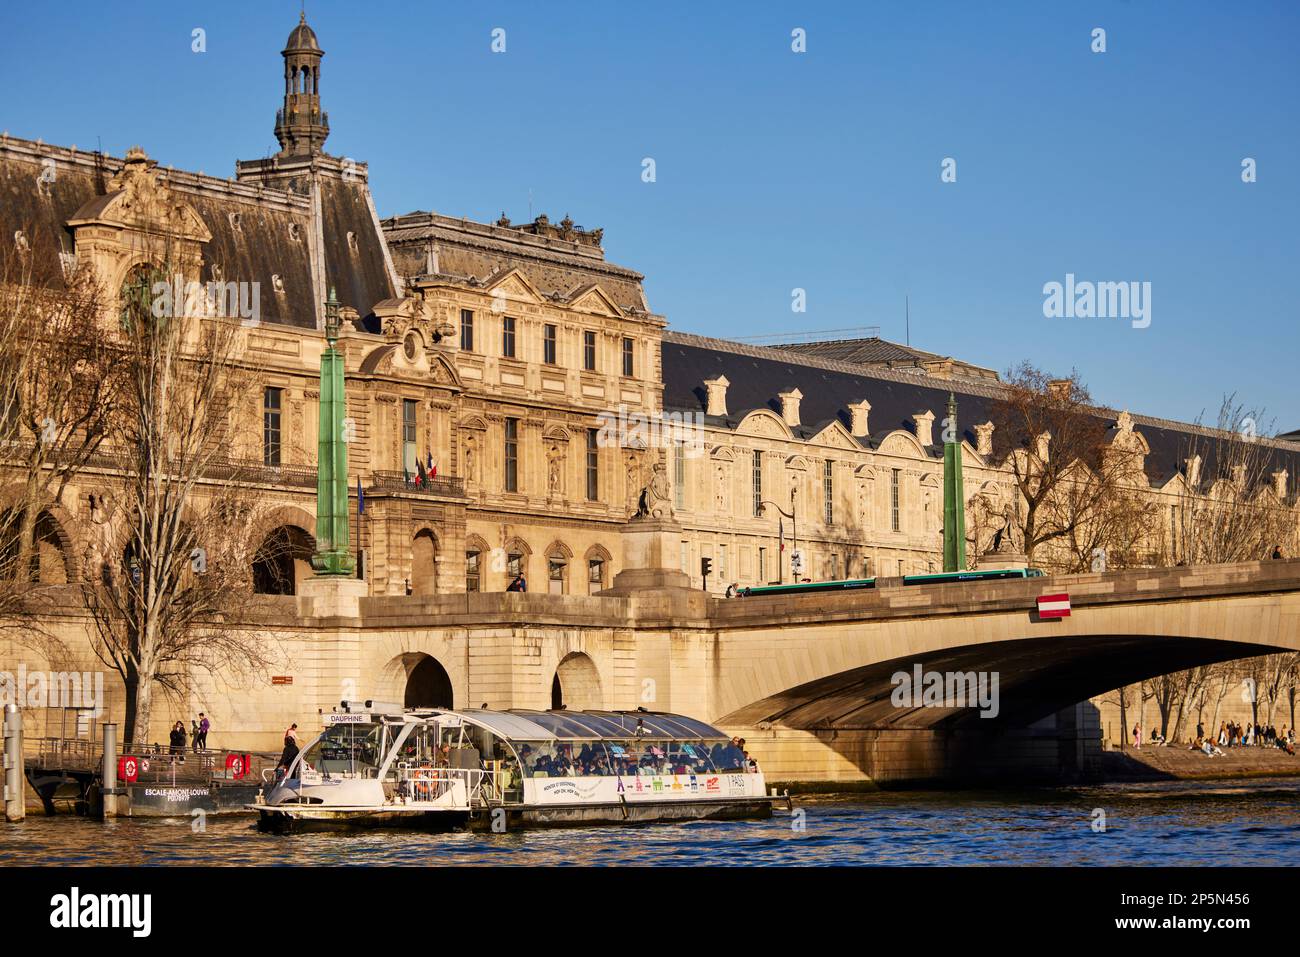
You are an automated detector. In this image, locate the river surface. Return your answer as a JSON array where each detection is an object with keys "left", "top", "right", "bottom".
[{"left": 3, "top": 778, "right": 1298, "bottom": 866}]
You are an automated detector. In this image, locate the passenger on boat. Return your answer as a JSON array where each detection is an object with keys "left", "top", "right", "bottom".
[{"left": 277, "top": 723, "right": 300, "bottom": 775}]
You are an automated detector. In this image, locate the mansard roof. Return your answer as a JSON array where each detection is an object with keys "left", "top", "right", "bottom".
[
  {"left": 382, "top": 211, "right": 651, "bottom": 314},
  {"left": 1, "top": 135, "right": 395, "bottom": 330},
  {"left": 661, "top": 331, "right": 1300, "bottom": 491},
  {"left": 775, "top": 336, "right": 998, "bottom": 380}
]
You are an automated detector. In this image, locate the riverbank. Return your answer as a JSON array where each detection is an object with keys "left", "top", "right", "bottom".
[{"left": 1101, "top": 744, "right": 1300, "bottom": 781}]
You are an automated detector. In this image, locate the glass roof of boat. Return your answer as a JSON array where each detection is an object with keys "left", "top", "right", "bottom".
[{"left": 458, "top": 709, "right": 727, "bottom": 742}]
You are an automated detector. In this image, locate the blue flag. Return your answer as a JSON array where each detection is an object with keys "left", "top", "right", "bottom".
[{"left": 357, "top": 475, "right": 364, "bottom": 515}]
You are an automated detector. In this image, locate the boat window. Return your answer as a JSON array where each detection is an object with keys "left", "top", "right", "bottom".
[
  {"left": 708, "top": 741, "right": 746, "bottom": 771},
  {"left": 301, "top": 722, "right": 385, "bottom": 778},
  {"left": 394, "top": 723, "right": 435, "bottom": 767}
]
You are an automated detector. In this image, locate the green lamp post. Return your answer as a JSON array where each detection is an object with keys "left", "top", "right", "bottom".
[
  {"left": 311, "top": 287, "right": 356, "bottom": 577},
  {"left": 942, "top": 392, "right": 968, "bottom": 573}
]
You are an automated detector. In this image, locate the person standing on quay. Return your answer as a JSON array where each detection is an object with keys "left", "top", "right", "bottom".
[{"left": 196, "top": 713, "right": 210, "bottom": 751}]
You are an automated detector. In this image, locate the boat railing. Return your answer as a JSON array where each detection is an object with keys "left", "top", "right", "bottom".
[
  {"left": 396, "top": 765, "right": 481, "bottom": 804},
  {"left": 396, "top": 766, "right": 517, "bottom": 806}
]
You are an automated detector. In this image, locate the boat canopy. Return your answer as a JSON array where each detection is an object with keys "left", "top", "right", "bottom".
[{"left": 458, "top": 709, "right": 728, "bottom": 742}]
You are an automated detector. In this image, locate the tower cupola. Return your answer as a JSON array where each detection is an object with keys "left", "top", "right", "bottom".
[{"left": 275, "top": 13, "right": 330, "bottom": 156}]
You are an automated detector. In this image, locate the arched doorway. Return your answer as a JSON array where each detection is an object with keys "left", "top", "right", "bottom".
[
  {"left": 252, "top": 525, "right": 315, "bottom": 595},
  {"left": 404, "top": 654, "right": 453, "bottom": 708},
  {"left": 552, "top": 652, "right": 602, "bottom": 710},
  {"left": 411, "top": 529, "right": 437, "bottom": 596},
  {"left": 0, "top": 507, "right": 71, "bottom": 584}
]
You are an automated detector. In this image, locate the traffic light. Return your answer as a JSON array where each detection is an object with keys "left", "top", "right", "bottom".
[{"left": 700, "top": 556, "right": 713, "bottom": 578}]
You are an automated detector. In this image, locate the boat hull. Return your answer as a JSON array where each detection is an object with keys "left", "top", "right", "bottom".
[{"left": 254, "top": 796, "right": 774, "bottom": 833}]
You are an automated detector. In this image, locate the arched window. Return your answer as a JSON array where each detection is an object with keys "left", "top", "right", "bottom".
[
  {"left": 411, "top": 529, "right": 437, "bottom": 596},
  {"left": 584, "top": 545, "right": 612, "bottom": 595},
  {"left": 545, "top": 542, "right": 572, "bottom": 595},
  {"left": 465, "top": 535, "right": 489, "bottom": 593}
]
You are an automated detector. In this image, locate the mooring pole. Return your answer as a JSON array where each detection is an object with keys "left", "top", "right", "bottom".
[
  {"left": 4, "top": 704, "right": 24, "bottom": 822},
  {"left": 101, "top": 722, "right": 120, "bottom": 818}
]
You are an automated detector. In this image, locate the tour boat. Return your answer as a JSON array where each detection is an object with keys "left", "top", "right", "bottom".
[{"left": 251, "top": 702, "right": 782, "bottom": 832}]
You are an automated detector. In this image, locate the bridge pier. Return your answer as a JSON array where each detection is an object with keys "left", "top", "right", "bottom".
[
  {"left": 4, "top": 705, "right": 23, "bottom": 822},
  {"left": 731, "top": 704, "right": 1103, "bottom": 788}
]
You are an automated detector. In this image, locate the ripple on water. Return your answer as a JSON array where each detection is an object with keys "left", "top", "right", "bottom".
[{"left": 2, "top": 779, "right": 1298, "bottom": 866}]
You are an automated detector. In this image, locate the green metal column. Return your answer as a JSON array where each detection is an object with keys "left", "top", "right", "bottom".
[
  {"left": 311, "top": 288, "right": 355, "bottom": 577},
  {"left": 942, "top": 392, "right": 967, "bottom": 572}
]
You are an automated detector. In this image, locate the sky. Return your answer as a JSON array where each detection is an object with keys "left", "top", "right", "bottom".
[{"left": 1, "top": 1, "right": 1296, "bottom": 431}]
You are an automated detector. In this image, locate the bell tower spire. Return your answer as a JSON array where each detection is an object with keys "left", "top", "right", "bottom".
[{"left": 275, "top": 12, "right": 330, "bottom": 156}]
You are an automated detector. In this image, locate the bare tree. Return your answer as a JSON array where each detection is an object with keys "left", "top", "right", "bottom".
[
  {"left": 80, "top": 260, "right": 277, "bottom": 745},
  {"left": 1168, "top": 396, "right": 1298, "bottom": 565},
  {"left": 0, "top": 230, "right": 123, "bottom": 583},
  {"left": 988, "top": 364, "right": 1142, "bottom": 570}
]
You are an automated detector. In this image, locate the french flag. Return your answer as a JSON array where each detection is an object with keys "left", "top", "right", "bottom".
[{"left": 1037, "top": 594, "right": 1071, "bottom": 619}]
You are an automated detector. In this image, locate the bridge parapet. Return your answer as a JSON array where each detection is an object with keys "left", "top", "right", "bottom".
[{"left": 709, "top": 558, "right": 1300, "bottom": 630}]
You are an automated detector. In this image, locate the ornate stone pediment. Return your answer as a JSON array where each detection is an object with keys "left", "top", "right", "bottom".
[
  {"left": 485, "top": 268, "right": 543, "bottom": 305},
  {"left": 878, "top": 431, "right": 925, "bottom": 457},
  {"left": 68, "top": 146, "right": 211, "bottom": 244},
  {"left": 736, "top": 409, "right": 791, "bottom": 440},
  {"left": 810, "top": 420, "right": 861, "bottom": 451},
  {"left": 568, "top": 283, "right": 623, "bottom": 317}
]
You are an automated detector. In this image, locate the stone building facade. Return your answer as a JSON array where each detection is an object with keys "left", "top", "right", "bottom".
[
  {"left": 1, "top": 15, "right": 1298, "bottom": 607},
  {"left": 1, "top": 16, "right": 1299, "bottom": 761}
]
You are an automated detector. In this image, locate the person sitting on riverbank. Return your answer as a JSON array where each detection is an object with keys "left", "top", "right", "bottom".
[{"left": 1201, "top": 738, "right": 1223, "bottom": 757}]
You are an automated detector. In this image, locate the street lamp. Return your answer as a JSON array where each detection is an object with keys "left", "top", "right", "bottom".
[
  {"left": 324, "top": 286, "right": 340, "bottom": 345},
  {"left": 760, "top": 487, "right": 797, "bottom": 584}
]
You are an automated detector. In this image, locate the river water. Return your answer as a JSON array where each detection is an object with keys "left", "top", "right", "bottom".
[{"left": 3, "top": 778, "right": 1298, "bottom": 866}]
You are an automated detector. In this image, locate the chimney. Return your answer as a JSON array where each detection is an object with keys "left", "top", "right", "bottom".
[
  {"left": 1185, "top": 454, "right": 1202, "bottom": 487},
  {"left": 1273, "top": 468, "right": 1288, "bottom": 499},
  {"left": 778, "top": 388, "right": 803, "bottom": 428},
  {"left": 847, "top": 400, "right": 871, "bottom": 438},
  {"left": 975, "top": 422, "right": 994, "bottom": 457},
  {"left": 704, "top": 375, "right": 729, "bottom": 417},
  {"left": 913, "top": 410, "right": 935, "bottom": 447},
  {"left": 1048, "top": 379, "right": 1072, "bottom": 400}
]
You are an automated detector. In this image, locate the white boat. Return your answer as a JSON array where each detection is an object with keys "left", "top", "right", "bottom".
[{"left": 251, "top": 702, "right": 783, "bottom": 832}]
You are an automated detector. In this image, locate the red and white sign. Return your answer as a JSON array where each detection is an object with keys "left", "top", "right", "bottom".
[
  {"left": 1037, "top": 593, "right": 1071, "bottom": 619},
  {"left": 118, "top": 756, "right": 139, "bottom": 783}
]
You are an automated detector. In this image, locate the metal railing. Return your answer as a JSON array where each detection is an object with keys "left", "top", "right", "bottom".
[
  {"left": 369, "top": 471, "right": 465, "bottom": 497},
  {"left": 29, "top": 736, "right": 277, "bottom": 785}
]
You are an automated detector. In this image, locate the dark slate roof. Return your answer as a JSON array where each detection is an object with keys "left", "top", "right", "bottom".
[
  {"left": 662, "top": 333, "right": 991, "bottom": 452},
  {"left": 661, "top": 332, "right": 1300, "bottom": 495},
  {"left": 775, "top": 337, "right": 940, "bottom": 365},
  {"left": 0, "top": 146, "right": 104, "bottom": 285},
  {"left": 317, "top": 176, "right": 394, "bottom": 332},
  {"left": 183, "top": 189, "right": 316, "bottom": 328}
]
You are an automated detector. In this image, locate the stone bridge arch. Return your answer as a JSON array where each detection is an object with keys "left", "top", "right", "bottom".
[{"left": 713, "top": 574, "right": 1300, "bottom": 734}]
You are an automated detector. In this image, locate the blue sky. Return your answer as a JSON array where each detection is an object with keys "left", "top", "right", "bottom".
[{"left": 2, "top": 1, "right": 1296, "bottom": 429}]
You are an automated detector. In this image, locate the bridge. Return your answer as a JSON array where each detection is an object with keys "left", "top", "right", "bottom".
[
  {"left": 12, "top": 559, "right": 1295, "bottom": 787},
  {"left": 283, "top": 558, "right": 1300, "bottom": 786}
]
